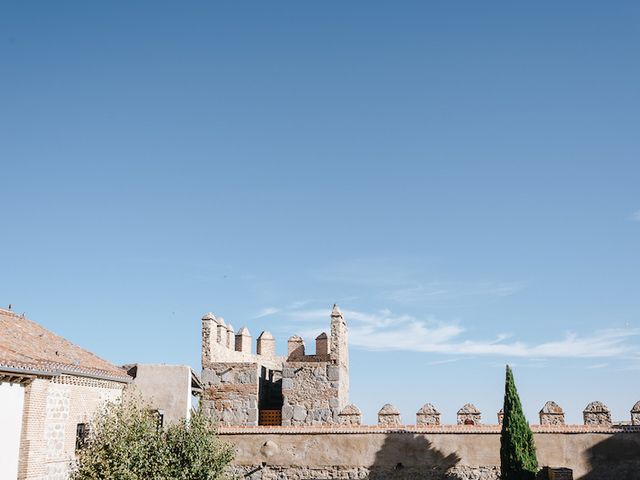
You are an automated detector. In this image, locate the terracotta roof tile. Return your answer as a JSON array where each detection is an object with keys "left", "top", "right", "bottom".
[{"left": 0, "top": 308, "right": 130, "bottom": 381}]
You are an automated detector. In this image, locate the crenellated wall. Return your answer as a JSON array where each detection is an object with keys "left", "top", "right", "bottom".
[
  {"left": 201, "top": 305, "right": 350, "bottom": 426},
  {"left": 219, "top": 425, "right": 640, "bottom": 480}
]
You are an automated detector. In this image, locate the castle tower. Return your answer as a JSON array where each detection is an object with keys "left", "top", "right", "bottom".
[{"left": 330, "top": 304, "right": 349, "bottom": 409}]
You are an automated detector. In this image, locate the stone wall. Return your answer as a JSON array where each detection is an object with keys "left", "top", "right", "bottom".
[
  {"left": 281, "top": 362, "right": 341, "bottom": 425},
  {"left": 219, "top": 426, "right": 640, "bottom": 480},
  {"left": 201, "top": 362, "right": 259, "bottom": 426},
  {"left": 18, "top": 376, "right": 124, "bottom": 480}
]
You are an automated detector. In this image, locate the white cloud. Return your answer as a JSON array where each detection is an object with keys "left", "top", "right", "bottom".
[
  {"left": 273, "top": 306, "right": 639, "bottom": 359},
  {"left": 253, "top": 307, "right": 280, "bottom": 319},
  {"left": 386, "top": 282, "right": 522, "bottom": 304}
]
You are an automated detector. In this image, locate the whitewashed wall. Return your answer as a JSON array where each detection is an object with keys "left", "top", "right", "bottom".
[{"left": 0, "top": 382, "right": 25, "bottom": 480}]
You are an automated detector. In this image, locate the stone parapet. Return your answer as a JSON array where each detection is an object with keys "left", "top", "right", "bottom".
[
  {"left": 540, "top": 400, "right": 565, "bottom": 425},
  {"left": 378, "top": 404, "right": 401, "bottom": 426},
  {"left": 416, "top": 403, "right": 441, "bottom": 426},
  {"left": 457, "top": 403, "right": 481, "bottom": 425},
  {"left": 338, "top": 404, "right": 362, "bottom": 426},
  {"left": 583, "top": 401, "right": 612, "bottom": 426}
]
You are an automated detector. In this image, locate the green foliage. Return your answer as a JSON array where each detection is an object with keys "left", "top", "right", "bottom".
[
  {"left": 500, "top": 365, "right": 538, "bottom": 480},
  {"left": 71, "top": 398, "right": 234, "bottom": 480},
  {"left": 165, "top": 410, "right": 235, "bottom": 480}
]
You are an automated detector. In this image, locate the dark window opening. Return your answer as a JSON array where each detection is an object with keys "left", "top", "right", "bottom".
[
  {"left": 258, "top": 367, "right": 283, "bottom": 425},
  {"left": 150, "top": 409, "right": 165, "bottom": 431},
  {"left": 76, "top": 423, "right": 90, "bottom": 450},
  {"left": 464, "top": 418, "right": 475, "bottom": 425}
]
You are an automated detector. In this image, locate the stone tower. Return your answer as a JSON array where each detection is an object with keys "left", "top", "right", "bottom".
[
  {"left": 330, "top": 304, "right": 349, "bottom": 409},
  {"left": 201, "top": 304, "right": 350, "bottom": 426}
]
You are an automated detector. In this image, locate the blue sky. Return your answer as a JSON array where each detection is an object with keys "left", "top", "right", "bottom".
[{"left": 1, "top": 1, "right": 639, "bottom": 424}]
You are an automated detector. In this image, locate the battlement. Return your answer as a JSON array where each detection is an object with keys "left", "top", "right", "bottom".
[
  {"left": 200, "top": 305, "right": 350, "bottom": 427},
  {"left": 201, "top": 310, "right": 342, "bottom": 370}
]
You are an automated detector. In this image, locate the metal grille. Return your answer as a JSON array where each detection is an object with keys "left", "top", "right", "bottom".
[{"left": 259, "top": 409, "right": 282, "bottom": 426}]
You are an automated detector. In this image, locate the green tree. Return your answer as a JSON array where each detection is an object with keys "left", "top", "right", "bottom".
[
  {"left": 71, "top": 398, "right": 233, "bottom": 480},
  {"left": 500, "top": 365, "right": 538, "bottom": 480},
  {"left": 165, "top": 409, "right": 235, "bottom": 480}
]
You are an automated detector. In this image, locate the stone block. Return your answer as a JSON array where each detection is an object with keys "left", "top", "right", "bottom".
[
  {"left": 282, "top": 378, "right": 293, "bottom": 390},
  {"left": 282, "top": 404, "right": 294, "bottom": 420},
  {"left": 247, "top": 408, "right": 258, "bottom": 424},
  {"left": 293, "top": 405, "right": 308, "bottom": 422},
  {"left": 282, "top": 367, "right": 295, "bottom": 378},
  {"left": 327, "top": 366, "right": 340, "bottom": 381},
  {"left": 201, "top": 369, "right": 220, "bottom": 385}
]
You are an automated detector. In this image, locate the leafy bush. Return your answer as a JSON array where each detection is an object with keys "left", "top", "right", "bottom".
[{"left": 71, "top": 398, "right": 234, "bottom": 480}]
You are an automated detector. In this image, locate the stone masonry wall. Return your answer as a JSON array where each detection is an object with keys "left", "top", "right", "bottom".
[
  {"left": 18, "top": 376, "right": 124, "bottom": 480},
  {"left": 281, "top": 362, "right": 341, "bottom": 426},
  {"left": 201, "top": 362, "right": 259, "bottom": 426}
]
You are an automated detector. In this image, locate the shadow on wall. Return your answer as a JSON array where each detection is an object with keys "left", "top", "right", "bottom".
[
  {"left": 367, "top": 434, "right": 463, "bottom": 480},
  {"left": 580, "top": 430, "right": 640, "bottom": 480}
]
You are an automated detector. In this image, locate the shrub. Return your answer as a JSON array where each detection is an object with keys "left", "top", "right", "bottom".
[{"left": 71, "top": 398, "right": 233, "bottom": 480}]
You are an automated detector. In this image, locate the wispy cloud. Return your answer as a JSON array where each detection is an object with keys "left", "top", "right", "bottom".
[
  {"left": 253, "top": 300, "right": 314, "bottom": 319},
  {"left": 268, "top": 306, "right": 639, "bottom": 359},
  {"left": 632, "top": 210, "right": 640, "bottom": 222},
  {"left": 254, "top": 307, "right": 280, "bottom": 319},
  {"left": 586, "top": 363, "right": 609, "bottom": 369},
  {"left": 385, "top": 282, "right": 522, "bottom": 304}
]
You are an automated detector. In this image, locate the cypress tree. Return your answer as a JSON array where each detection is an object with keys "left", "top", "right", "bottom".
[{"left": 500, "top": 365, "right": 538, "bottom": 480}]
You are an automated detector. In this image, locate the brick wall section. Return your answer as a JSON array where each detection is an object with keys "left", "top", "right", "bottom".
[{"left": 17, "top": 376, "right": 124, "bottom": 480}]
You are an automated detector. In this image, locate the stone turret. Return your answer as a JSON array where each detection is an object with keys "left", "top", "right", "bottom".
[
  {"left": 540, "top": 401, "right": 565, "bottom": 425},
  {"left": 287, "top": 335, "right": 305, "bottom": 358},
  {"left": 315, "top": 332, "right": 329, "bottom": 356},
  {"left": 583, "top": 401, "right": 611, "bottom": 426},
  {"left": 257, "top": 331, "right": 275, "bottom": 356},
  {"left": 330, "top": 304, "right": 349, "bottom": 409},
  {"left": 416, "top": 403, "right": 441, "bottom": 426},
  {"left": 226, "top": 324, "right": 235, "bottom": 349},
  {"left": 201, "top": 312, "right": 216, "bottom": 365},
  {"left": 235, "top": 327, "right": 252, "bottom": 353},
  {"left": 216, "top": 317, "right": 227, "bottom": 344},
  {"left": 457, "top": 404, "right": 481, "bottom": 425}
]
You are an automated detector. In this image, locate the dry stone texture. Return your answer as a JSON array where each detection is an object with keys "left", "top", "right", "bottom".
[
  {"left": 457, "top": 404, "right": 481, "bottom": 425},
  {"left": 416, "top": 403, "right": 441, "bottom": 426},
  {"left": 540, "top": 400, "right": 565, "bottom": 425},
  {"left": 583, "top": 401, "right": 612, "bottom": 426}
]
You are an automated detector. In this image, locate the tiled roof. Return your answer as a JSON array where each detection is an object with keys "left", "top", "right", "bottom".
[{"left": 0, "top": 308, "right": 130, "bottom": 382}]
